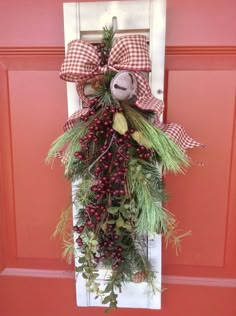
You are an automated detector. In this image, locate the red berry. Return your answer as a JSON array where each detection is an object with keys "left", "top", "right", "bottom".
[
  {"left": 78, "top": 226, "right": 84, "bottom": 233},
  {"left": 73, "top": 226, "right": 80, "bottom": 232}
]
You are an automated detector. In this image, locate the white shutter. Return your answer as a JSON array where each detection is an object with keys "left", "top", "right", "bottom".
[{"left": 62, "top": 0, "right": 166, "bottom": 309}]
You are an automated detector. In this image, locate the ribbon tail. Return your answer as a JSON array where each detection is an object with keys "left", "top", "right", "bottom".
[
  {"left": 133, "top": 72, "right": 164, "bottom": 117},
  {"left": 154, "top": 117, "right": 202, "bottom": 150},
  {"left": 64, "top": 108, "right": 90, "bottom": 131}
]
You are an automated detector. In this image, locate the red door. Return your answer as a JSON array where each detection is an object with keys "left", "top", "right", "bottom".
[{"left": 0, "top": 1, "right": 236, "bottom": 316}]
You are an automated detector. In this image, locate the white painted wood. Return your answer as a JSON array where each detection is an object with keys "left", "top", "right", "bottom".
[
  {"left": 63, "top": 3, "right": 81, "bottom": 115},
  {"left": 149, "top": 0, "right": 166, "bottom": 102},
  {"left": 79, "top": 1, "right": 150, "bottom": 32},
  {"left": 62, "top": 0, "right": 166, "bottom": 309}
]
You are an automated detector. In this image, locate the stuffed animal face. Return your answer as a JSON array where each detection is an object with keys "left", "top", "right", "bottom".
[{"left": 110, "top": 71, "right": 137, "bottom": 101}]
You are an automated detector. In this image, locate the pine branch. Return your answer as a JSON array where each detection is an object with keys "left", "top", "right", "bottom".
[
  {"left": 73, "top": 179, "right": 95, "bottom": 206},
  {"left": 51, "top": 206, "right": 72, "bottom": 240},
  {"left": 62, "top": 239, "right": 75, "bottom": 264},
  {"left": 123, "top": 103, "right": 189, "bottom": 173},
  {"left": 127, "top": 158, "right": 174, "bottom": 235},
  {"left": 102, "top": 26, "right": 115, "bottom": 54},
  {"left": 46, "top": 123, "right": 86, "bottom": 163},
  {"left": 94, "top": 71, "right": 118, "bottom": 107}
]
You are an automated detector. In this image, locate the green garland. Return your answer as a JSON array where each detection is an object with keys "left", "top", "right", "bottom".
[{"left": 47, "top": 27, "right": 191, "bottom": 312}]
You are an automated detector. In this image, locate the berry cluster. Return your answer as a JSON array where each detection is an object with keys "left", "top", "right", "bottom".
[
  {"left": 73, "top": 100, "right": 153, "bottom": 273},
  {"left": 136, "top": 145, "right": 152, "bottom": 159},
  {"left": 74, "top": 203, "right": 107, "bottom": 247},
  {"left": 73, "top": 225, "right": 84, "bottom": 247},
  {"left": 84, "top": 202, "right": 107, "bottom": 226},
  {"left": 76, "top": 105, "right": 117, "bottom": 154},
  {"left": 97, "top": 227, "right": 125, "bottom": 270}
]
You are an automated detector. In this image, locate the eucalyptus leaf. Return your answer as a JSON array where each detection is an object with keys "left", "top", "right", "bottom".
[
  {"left": 91, "top": 239, "right": 98, "bottom": 246},
  {"left": 101, "top": 223, "right": 107, "bottom": 231},
  {"left": 78, "top": 256, "right": 86, "bottom": 264},
  {"left": 102, "top": 295, "right": 111, "bottom": 304},
  {"left": 107, "top": 207, "right": 119, "bottom": 214},
  {"left": 84, "top": 267, "right": 90, "bottom": 273},
  {"left": 123, "top": 223, "right": 132, "bottom": 232},
  {"left": 107, "top": 219, "right": 116, "bottom": 224},
  {"left": 104, "top": 283, "right": 113, "bottom": 293},
  {"left": 75, "top": 266, "right": 83, "bottom": 272},
  {"left": 116, "top": 216, "right": 124, "bottom": 228},
  {"left": 120, "top": 209, "right": 130, "bottom": 219},
  {"left": 92, "top": 273, "right": 100, "bottom": 278}
]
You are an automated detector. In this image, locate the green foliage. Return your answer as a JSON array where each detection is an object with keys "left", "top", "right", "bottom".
[
  {"left": 46, "top": 108, "right": 103, "bottom": 177},
  {"left": 62, "top": 239, "right": 74, "bottom": 264},
  {"left": 94, "top": 71, "right": 118, "bottom": 107},
  {"left": 73, "top": 179, "right": 95, "bottom": 206},
  {"left": 51, "top": 206, "right": 72, "bottom": 240},
  {"left": 102, "top": 26, "right": 115, "bottom": 55},
  {"left": 127, "top": 158, "right": 173, "bottom": 235},
  {"left": 164, "top": 223, "right": 192, "bottom": 255},
  {"left": 123, "top": 103, "right": 189, "bottom": 173},
  {"left": 46, "top": 123, "right": 86, "bottom": 163},
  {"left": 50, "top": 206, "right": 74, "bottom": 264}
]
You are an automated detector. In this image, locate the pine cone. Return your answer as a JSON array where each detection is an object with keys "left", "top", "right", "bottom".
[
  {"left": 132, "top": 271, "right": 146, "bottom": 283},
  {"left": 91, "top": 75, "right": 104, "bottom": 91}
]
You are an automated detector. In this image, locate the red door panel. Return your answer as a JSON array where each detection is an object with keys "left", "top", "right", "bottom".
[
  {"left": 0, "top": 57, "right": 71, "bottom": 271},
  {"left": 164, "top": 70, "right": 236, "bottom": 271}
]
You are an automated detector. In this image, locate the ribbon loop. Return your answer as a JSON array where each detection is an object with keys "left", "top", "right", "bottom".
[
  {"left": 60, "top": 40, "right": 99, "bottom": 82},
  {"left": 60, "top": 34, "right": 151, "bottom": 82},
  {"left": 108, "top": 35, "right": 151, "bottom": 72}
]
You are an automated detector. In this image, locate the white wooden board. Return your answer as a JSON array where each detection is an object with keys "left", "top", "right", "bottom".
[{"left": 62, "top": 0, "right": 166, "bottom": 309}]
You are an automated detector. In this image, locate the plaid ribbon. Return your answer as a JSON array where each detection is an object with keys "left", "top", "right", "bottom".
[{"left": 60, "top": 35, "right": 201, "bottom": 150}]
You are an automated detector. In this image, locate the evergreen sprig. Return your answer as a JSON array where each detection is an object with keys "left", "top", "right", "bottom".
[
  {"left": 102, "top": 26, "right": 115, "bottom": 55},
  {"left": 127, "top": 158, "right": 173, "bottom": 235},
  {"left": 94, "top": 71, "right": 118, "bottom": 107},
  {"left": 123, "top": 103, "right": 189, "bottom": 173}
]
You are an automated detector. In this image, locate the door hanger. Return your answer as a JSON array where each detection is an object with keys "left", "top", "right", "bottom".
[{"left": 62, "top": 0, "right": 166, "bottom": 309}]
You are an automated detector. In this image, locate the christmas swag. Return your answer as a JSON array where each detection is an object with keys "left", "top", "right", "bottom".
[{"left": 47, "top": 27, "right": 201, "bottom": 311}]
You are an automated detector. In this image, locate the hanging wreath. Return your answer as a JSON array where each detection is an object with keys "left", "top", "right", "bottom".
[{"left": 47, "top": 27, "right": 201, "bottom": 312}]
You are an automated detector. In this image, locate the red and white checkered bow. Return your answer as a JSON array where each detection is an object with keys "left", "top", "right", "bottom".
[{"left": 60, "top": 35, "right": 201, "bottom": 150}]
